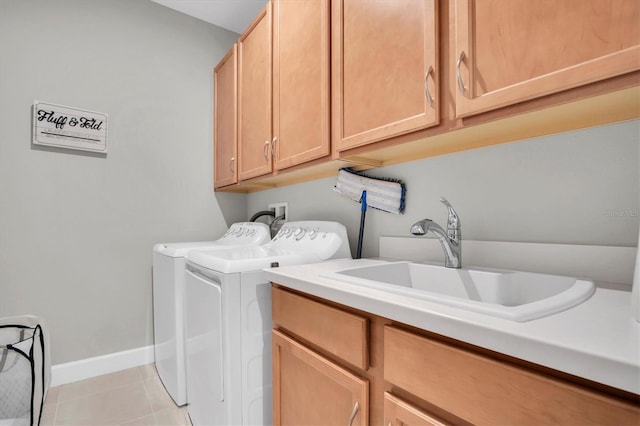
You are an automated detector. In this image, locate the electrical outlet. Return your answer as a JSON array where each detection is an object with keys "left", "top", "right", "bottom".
[{"left": 268, "top": 202, "right": 288, "bottom": 223}]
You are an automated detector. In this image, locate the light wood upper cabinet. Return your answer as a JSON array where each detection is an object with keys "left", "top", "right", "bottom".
[
  {"left": 238, "top": 4, "right": 273, "bottom": 181},
  {"left": 213, "top": 45, "right": 237, "bottom": 189},
  {"left": 454, "top": 0, "right": 640, "bottom": 118},
  {"left": 216, "top": 0, "right": 639, "bottom": 192},
  {"left": 272, "top": 330, "right": 369, "bottom": 426},
  {"left": 272, "top": 0, "right": 331, "bottom": 170},
  {"left": 332, "top": 0, "right": 439, "bottom": 153}
]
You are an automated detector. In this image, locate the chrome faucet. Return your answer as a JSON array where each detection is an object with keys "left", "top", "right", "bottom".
[{"left": 410, "top": 197, "right": 461, "bottom": 268}]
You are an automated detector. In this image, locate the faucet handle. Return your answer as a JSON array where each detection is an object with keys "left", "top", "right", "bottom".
[{"left": 440, "top": 197, "right": 460, "bottom": 231}]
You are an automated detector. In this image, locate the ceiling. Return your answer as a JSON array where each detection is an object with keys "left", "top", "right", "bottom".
[{"left": 151, "top": 0, "right": 268, "bottom": 34}]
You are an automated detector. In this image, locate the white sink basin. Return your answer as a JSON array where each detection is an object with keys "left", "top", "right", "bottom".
[{"left": 325, "top": 262, "right": 595, "bottom": 321}]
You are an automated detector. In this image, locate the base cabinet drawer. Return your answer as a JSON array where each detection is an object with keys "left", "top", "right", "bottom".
[
  {"left": 272, "top": 286, "right": 369, "bottom": 369},
  {"left": 384, "top": 326, "right": 639, "bottom": 425}
]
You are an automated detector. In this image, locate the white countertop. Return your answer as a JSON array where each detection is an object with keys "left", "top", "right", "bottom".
[{"left": 264, "top": 258, "right": 640, "bottom": 395}]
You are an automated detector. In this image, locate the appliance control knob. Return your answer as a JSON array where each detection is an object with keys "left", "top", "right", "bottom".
[
  {"left": 295, "top": 228, "right": 306, "bottom": 241},
  {"left": 308, "top": 229, "right": 318, "bottom": 240}
]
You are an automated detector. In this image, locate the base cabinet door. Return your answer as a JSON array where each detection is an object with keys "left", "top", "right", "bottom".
[
  {"left": 454, "top": 0, "right": 640, "bottom": 117},
  {"left": 384, "top": 392, "right": 448, "bottom": 426},
  {"left": 272, "top": 330, "right": 369, "bottom": 426}
]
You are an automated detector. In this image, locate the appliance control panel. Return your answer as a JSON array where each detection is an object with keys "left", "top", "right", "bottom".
[
  {"left": 218, "top": 222, "right": 271, "bottom": 244},
  {"left": 185, "top": 221, "right": 352, "bottom": 274},
  {"left": 271, "top": 221, "right": 352, "bottom": 260}
]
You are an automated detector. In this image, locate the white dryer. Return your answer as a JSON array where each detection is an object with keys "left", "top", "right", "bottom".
[
  {"left": 184, "top": 221, "right": 351, "bottom": 426},
  {"left": 152, "top": 222, "right": 271, "bottom": 406}
]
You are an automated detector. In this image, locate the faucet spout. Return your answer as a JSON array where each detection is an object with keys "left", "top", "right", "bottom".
[{"left": 410, "top": 198, "right": 462, "bottom": 268}]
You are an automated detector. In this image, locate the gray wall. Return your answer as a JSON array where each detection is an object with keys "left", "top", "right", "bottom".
[
  {"left": 0, "top": 0, "right": 246, "bottom": 364},
  {"left": 247, "top": 120, "right": 640, "bottom": 258}
]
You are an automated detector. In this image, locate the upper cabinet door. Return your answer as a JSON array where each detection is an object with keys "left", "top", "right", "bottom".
[
  {"left": 238, "top": 4, "right": 273, "bottom": 181},
  {"left": 214, "top": 45, "right": 238, "bottom": 189},
  {"left": 273, "top": 0, "right": 331, "bottom": 170},
  {"left": 454, "top": 0, "right": 640, "bottom": 118},
  {"left": 333, "top": 0, "right": 439, "bottom": 153}
]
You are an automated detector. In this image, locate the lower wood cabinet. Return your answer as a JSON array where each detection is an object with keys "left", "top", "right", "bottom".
[
  {"left": 271, "top": 285, "right": 640, "bottom": 425},
  {"left": 271, "top": 286, "right": 368, "bottom": 370},
  {"left": 272, "top": 330, "right": 369, "bottom": 426},
  {"left": 384, "top": 325, "right": 639, "bottom": 425},
  {"left": 384, "top": 392, "right": 448, "bottom": 426}
]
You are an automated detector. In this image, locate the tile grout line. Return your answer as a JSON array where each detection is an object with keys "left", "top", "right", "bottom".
[
  {"left": 46, "top": 364, "right": 190, "bottom": 425},
  {"left": 139, "top": 365, "right": 160, "bottom": 425},
  {"left": 56, "top": 368, "right": 144, "bottom": 404},
  {"left": 49, "top": 399, "right": 59, "bottom": 426}
]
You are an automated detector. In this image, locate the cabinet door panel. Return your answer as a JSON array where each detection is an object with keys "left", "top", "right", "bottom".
[
  {"left": 455, "top": 0, "right": 640, "bottom": 117},
  {"left": 273, "top": 0, "right": 330, "bottom": 170},
  {"left": 214, "top": 45, "right": 237, "bottom": 189},
  {"left": 333, "top": 0, "right": 439, "bottom": 152},
  {"left": 384, "top": 392, "right": 449, "bottom": 426},
  {"left": 272, "top": 330, "right": 368, "bottom": 426},
  {"left": 238, "top": 5, "right": 272, "bottom": 180}
]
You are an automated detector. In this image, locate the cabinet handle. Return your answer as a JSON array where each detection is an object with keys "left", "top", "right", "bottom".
[
  {"left": 229, "top": 157, "right": 235, "bottom": 173},
  {"left": 263, "top": 140, "right": 270, "bottom": 162},
  {"left": 456, "top": 51, "right": 466, "bottom": 95},
  {"left": 424, "top": 65, "right": 435, "bottom": 107},
  {"left": 271, "top": 136, "right": 278, "bottom": 158},
  {"left": 348, "top": 401, "right": 359, "bottom": 426}
]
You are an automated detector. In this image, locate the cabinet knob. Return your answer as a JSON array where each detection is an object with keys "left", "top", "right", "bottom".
[
  {"left": 456, "top": 51, "right": 467, "bottom": 95},
  {"left": 424, "top": 65, "right": 435, "bottom": 107},
  {"left": 348, "top": 401, "right": 359, "bottom": 426}
]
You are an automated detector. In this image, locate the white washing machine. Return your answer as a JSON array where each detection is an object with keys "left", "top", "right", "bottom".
[
  {"left": 152, "top": 222, "right": 271, "bottom": 406},
  {"left": 184, "top": 221, "right": 351, "bottom": 426}
]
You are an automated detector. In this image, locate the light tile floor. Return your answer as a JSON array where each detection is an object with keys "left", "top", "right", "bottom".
[{"left": 41, "top": 364, "right": 191, "bottom": 426}]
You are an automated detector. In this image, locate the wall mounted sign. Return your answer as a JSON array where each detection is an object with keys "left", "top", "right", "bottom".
[{"left": 32, "top": 101, "right": 108, "bottom": 153}]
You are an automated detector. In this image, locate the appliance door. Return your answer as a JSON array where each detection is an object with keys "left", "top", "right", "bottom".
[
  {"left": 152, "top": 251, "right": 187, "bottom": 405},
  {"left": 185, "top": 268, "right": 225, "bottom": 426}
]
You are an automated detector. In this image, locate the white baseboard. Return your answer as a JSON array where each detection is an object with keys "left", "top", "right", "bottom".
[{"left": 51, "top": 345, "right": 154, "bottom": 387}]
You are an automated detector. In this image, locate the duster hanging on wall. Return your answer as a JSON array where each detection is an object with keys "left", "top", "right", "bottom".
[
  {"left": 32, "top": 101, "right": 108, "bottom": 154},
  {"left": 334, "top": 168, "right": 406, "bottom": 259}
]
